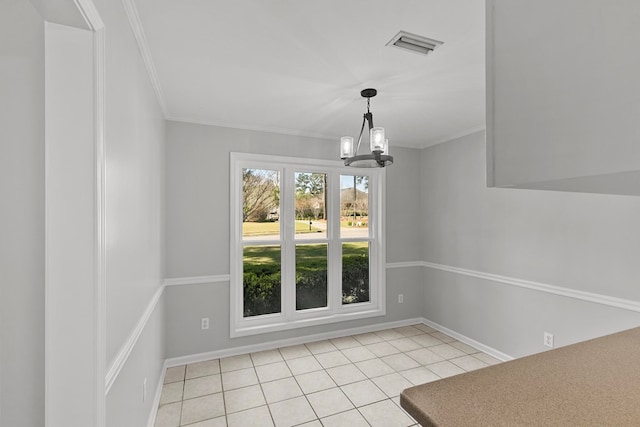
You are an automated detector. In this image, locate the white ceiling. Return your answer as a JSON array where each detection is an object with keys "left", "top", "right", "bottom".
[{"left": 133, "top": 0, "right": 485, "bottom": 149}]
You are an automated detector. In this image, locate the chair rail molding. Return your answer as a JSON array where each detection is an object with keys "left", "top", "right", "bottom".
[
  {"left": 105, "top": 284, "right": 165, "bottom": 393},
  {"left": 422, "top": 261, "right": 640, "bottom": 313},
  {"left": 163, "top": 274, "right": 231, "bottom": 286}
]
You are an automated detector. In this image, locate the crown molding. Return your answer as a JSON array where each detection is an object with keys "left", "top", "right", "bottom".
[
  {"left": 120, "top": 0, "right": 168, "bottom": 116},
  {"left": 166, "top": 116, "right": 337, "bottom": 141},
  {"left": 74, "top": 0, "right": 104, "bottom": 30},
  {"left": 419, "top": 126, "right": 487, "bottom": 149}
]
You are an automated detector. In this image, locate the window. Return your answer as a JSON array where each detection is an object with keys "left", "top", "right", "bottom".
[{"left": 230, "top": 153, "right": 386, "bottom": 337}]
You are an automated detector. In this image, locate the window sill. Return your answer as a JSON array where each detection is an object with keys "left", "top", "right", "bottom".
[{"left": 230, "top": 307, "right": 386, "bottom": 338}]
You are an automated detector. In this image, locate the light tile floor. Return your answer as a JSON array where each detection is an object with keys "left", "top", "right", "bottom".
[{"left": 154, "top": 324, "right": 502, "bottom": 427}]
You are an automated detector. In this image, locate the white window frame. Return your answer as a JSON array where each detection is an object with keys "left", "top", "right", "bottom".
[{"left": 230, "top": 152, "right": 386, "bottom": 337}]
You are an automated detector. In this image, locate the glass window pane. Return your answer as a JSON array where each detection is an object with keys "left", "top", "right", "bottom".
[
  {"left": 243, "top": 245, "right": 281, "bottom": 317},
  {"left": 242, "top": 168, "right": 280, "bottom": 240},
  {"left": 340, "top": 175, "right": 369, "bottom": 238},
  {"left": 342, "top": 242, "right": 370, "bottom": 304},
  {"left": 296, "top": 244, "right": 328, "bottom": 310},
  {"left": 294, "top": 172, "right": 327, "bottom": 240}
]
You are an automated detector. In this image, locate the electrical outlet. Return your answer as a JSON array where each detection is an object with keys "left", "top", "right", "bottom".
[
  {"left": 142, "top": 378, "right": 147, "bottom": 403},
  {"left": 201, "top": 317, "right": 210, "bottom": 330},
  {"left": 543, "top": 332, "right": 554, "bottom": 348},
  {"left": 398, "top": 294, "right": 404, "bottom": 303}
]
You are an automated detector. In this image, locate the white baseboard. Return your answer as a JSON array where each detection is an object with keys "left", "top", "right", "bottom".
[
  {"left": 146, "top": 360, "right": 168, "bottom": 427},
  {"left": 420, "top": 318, "right": 514, "bottom": 361},
  {"left": 163, "top": 316, "right": 514, "bottom": 368},
  {"left": 146, "top": 315, "right": 514, "bottom": 427},
  {"left": 114, "top": 260, "right": 639, "bottom": 398},
  {"left": 123, "top": 259, "right": 640, "bottom": 427},
  {"left": 165, "top": 317, "right": 425, "bottom": 367}
]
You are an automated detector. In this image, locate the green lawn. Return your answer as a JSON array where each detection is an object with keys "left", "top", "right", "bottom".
[{"left": 243, "top": 242, "right": 368, "bottom": 269}]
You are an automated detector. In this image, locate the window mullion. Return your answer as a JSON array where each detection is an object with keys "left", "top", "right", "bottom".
[
  {"left": 282, "top": 166, "right": 296, "bottom": 318},
  {"left": 327, "top": 170, "right": 341, "bottom": 313},
  {"left": 372, "top": 171, "right": 384, "bottom": 307},
  {"left": 231, "top": 158, "right": 242, "bottom": 329}
]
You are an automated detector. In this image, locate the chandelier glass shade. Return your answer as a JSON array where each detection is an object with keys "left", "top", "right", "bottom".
[{"left": 340, "top": 89, "right": 394, "bottom": 168}]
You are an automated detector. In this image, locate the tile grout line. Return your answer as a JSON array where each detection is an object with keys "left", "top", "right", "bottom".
[
  {"left": 219, "top": 364, "right": 228, "bottom": 427},
  {"left": 294, "top": 343, "right": 326, "bottom": 425},
  {"left": 251, "top": 351, "right": 277, "bottom": 427},
  {"left": 155, "top": 324, "right": 502, "bottom": 426}
]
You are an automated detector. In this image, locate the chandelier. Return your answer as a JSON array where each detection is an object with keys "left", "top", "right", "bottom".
[{"left": 339, "top": 88, "right": 393, "bottom": 168}]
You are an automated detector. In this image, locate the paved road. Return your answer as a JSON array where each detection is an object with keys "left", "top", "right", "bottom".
[{"left": 243, "top": 221, "right": 369, "bottom": 241}]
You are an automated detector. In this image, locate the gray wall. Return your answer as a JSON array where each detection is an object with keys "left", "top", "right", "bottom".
[
  {"left": 94, "top": 0, "right": 167, "bottom": 424},
  {"left": 164, "top": 120, "right": 424, "bottom": 358},
  {"left": 0, "top": 1, "right": 45, "bottom": 425},
  {"left": 487, "top": 0, "right": 640, "bottom": 194},
  {"left": 421, "top": 131, "right": 640, "bottom": 357},
  {"left": 107, "top": 297, "right": 165, "bottom": 427},
  {"left": 97, "top": 0, "right": 166, "bottom": 367},
  {"left": 44, "top": 20, "right": 97, "bottom": 426}
]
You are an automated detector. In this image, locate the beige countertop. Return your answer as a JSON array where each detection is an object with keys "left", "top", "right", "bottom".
[{"left": 401, "top": 327, "right": 640, "bottom": 426}]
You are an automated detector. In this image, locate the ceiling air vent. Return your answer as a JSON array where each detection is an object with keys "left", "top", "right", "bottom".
[{"left": 386, "top": 31, "right": 443, "bottom": 56}]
